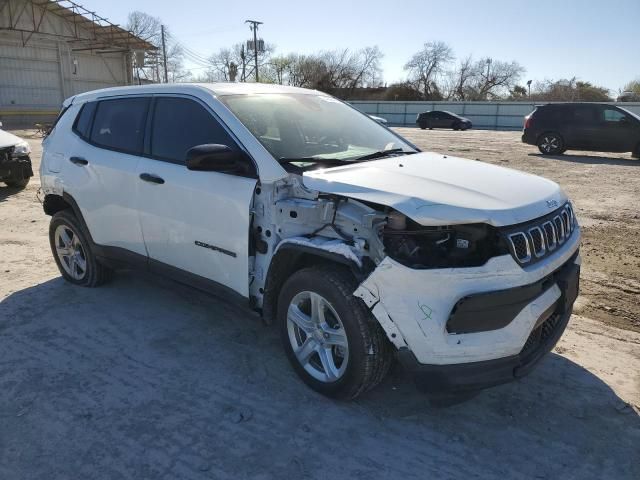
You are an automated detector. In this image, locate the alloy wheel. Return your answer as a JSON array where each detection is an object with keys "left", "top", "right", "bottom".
[
  {"left": 540, "top": 135, "right": 561, "bottom": 154},
  {"left": 286, "top": 291, "right": 349, "bottom": 383},
  {"left": 54, "top": 224, "right": 87, "bottom": 280}
]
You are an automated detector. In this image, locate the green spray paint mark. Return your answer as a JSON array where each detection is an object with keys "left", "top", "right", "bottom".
[{"left": 418, "top": 302, "right": 433, "bottom": 321}]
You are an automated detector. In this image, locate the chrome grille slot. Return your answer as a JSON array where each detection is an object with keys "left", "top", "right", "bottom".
[
  {"left": 553, "top": 216, "right": 565, "bottom": 242},
  {"left": 503, "top": 203, "right": 576, "bottom": 266},
  {"left": 508, "top": 232, "right": 531, "bottom": 263},
  {"left": 542, "top": 221, "right": 556, "bottom": 251},
  {"left": 528, "top": 226, "right": 546, "bottom": 257}
]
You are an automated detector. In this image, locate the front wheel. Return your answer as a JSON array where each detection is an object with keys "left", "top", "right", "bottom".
[
  {"left": 537, "top": 132, "right": 564, "bottom": 155},
  {"left": 278, "top": 266, "right": 392, "bottom": 399},
  {"left": 49, "top": 210, "right": 112, "bottom": 287}
]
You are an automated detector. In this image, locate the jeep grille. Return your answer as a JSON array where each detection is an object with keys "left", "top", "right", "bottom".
[{"left": 503, "top": 203, "right": 576, "bottom": 266}]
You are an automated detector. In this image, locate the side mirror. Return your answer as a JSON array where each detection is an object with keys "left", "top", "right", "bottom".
[{"left": 186, "top": 144, "right": 255, "bottom": 177}]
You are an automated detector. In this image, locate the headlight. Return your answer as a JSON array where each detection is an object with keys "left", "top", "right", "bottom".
[{"left": 12, "top": 141, "right": 31, "bottom": 157}]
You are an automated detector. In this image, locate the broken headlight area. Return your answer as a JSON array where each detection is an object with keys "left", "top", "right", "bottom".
[{"left": 382, "top": 213, "right": 509, "bottom": 269}]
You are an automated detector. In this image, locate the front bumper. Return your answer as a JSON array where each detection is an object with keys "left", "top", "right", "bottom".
[
  {"left": 0, "top": 155, "right": 33, "bottom": 180},
  {"left": 397, "top": 259, "right": 579, "bottom": 393},
  {"left": 355, "top": 226, "right": 580, "bottom": 366}
]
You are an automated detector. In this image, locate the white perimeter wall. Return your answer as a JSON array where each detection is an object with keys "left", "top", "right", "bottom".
[{"left": 350, "top": 101, "right": 640, "bottom": 130}]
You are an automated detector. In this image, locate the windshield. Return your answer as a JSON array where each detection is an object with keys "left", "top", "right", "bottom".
[
  {"left": 220, "top": 93, "right": 416, "bottom": 167},
  {"left": 619, "top": 107, "right": 640, "bottom": 121}
]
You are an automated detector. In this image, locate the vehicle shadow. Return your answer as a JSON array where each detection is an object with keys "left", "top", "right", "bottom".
[
  {"left": 0, "top": 184, "right": 24, "bottom": 203},
  {"left": 528, "top": 152, "right": 639, "bottom": 166},
  {"left": 1, "top": 272, "right": 638, "bottom": 479}
]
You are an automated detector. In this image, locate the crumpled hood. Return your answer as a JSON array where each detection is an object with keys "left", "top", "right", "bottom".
[
  {"left": 303, "top": 152, "right": 567, "bottom": 227},
  {"left": 0, "top": 129, "right": 25, "bottom": 149}
]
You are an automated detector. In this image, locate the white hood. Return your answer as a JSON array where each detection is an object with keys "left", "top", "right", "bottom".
[
  {"left": 303, "top": 152, "right": 566, "bottom": 227},
  {"left": 0, "top": 129, "right": 25, "bottom": 149}
]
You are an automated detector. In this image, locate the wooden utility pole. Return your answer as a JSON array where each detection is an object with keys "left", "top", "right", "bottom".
[
  {"left": 161, "top": 24, "right": 169, "bottom": 83},
  {"left": 245, "top": 20, "right": 263, "bottom": 82}
]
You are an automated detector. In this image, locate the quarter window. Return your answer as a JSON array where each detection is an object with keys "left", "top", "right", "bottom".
[
  {"left": 150, "top": 97, "right": 237, "bottom": 163},
  {"left": 73, "top": 102, "right": 96, "bottom": 139},
  {"left": 90, "top": 97, "right": 149, "bottom": 154}
]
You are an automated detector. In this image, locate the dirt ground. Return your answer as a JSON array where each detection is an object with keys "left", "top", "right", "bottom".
[{"left": 1, "top": 129, "right": 639, "bottom": 480}]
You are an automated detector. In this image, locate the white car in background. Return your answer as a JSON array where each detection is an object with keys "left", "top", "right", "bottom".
[
  {"left": 39, "top": 83, "right": 580, "bottom": 400},
  {"left": 0, "top": 122, "right": 33, "bottom": 188}
]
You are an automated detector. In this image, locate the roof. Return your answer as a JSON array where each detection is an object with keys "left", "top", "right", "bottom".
[
  {"left": 11, "top": 1, "right": 156, "bottom": 51},
  {"left": 68, "top": 83, "right": 325, "bottom": 104}
]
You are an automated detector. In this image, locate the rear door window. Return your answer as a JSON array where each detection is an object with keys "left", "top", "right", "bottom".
[
  {"left": 572, "top": 106, "right": 597, "bottom": 126},
  {"left": 150, "top": 97, "right": 237, "bottom": 163},
  {"left": 90, "top": 97, "right": 150, "bottom": 155}
]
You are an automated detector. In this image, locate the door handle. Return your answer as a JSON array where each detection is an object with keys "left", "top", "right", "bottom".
[
  {"left": 139, "top": 173, "right": 165, "bottom": 184},
  {"left": 69, "top": 156, "right": 88, "bottom": 166}
]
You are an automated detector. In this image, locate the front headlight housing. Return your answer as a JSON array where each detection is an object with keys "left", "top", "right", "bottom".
[
  {"left": 12, "top": 141, "right": 31, "bottom": 157},
  {"left": 381, "top": 212, "right": 509, "bottom": 269}
]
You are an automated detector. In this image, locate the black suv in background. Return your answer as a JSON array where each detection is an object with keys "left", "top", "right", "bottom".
[
  {"left": 417, "top": 111, "right": 472, "bottom": 130},
  {"left": 522, "top": 103, "right": 640, "bottom": 157}
]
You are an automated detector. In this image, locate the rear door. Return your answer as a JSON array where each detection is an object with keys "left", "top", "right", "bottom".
[
  {"left": 135, "top": 95, "right": 257, "bottom": 296},
  {"left": 565, "top": 105, "right": 599, "bottom": 149},
  {"left": 61, "top": 97, "right": 149, "bottom": 256},
  {"left": 598, "top": 106, "right": 638, "bottom": 152}
]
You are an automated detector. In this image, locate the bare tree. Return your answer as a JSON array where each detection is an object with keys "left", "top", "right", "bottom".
[
  {"left": 126, "top": 11, "right": 186, "bottom": 83},
  {"left": 404, "top": 41, "right": 453, "bottom": 99},
  {"left": 444, "top": 55, "right": 475, "bottom": 100},
  {"left": 470, "top": 58, "right": 525, "bottom": 99}
]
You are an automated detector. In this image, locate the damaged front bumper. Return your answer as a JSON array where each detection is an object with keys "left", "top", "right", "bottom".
[{"left": 354, "top": 226, "right": 581, "bottom": 392}]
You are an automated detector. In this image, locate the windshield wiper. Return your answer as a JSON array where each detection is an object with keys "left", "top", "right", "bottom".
[
  {"left": 352, "top": 148, "right": 414, "bottom": 161},
  {"left": 278, "top": 157, "right": 360, "bottom": 166}
]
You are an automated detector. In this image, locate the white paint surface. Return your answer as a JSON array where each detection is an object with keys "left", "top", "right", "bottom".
[{"left": 304, "top": 152, "right": 566, "bottom": 226}]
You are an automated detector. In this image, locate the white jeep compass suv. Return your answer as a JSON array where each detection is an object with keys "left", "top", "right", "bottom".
[{"left": 40, "top": 83, "right": 581, "bottom": 399}]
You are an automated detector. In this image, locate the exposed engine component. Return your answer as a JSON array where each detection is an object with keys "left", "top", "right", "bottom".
[{"left": 382, "top": 213, "right": 508, "bottom": 269}]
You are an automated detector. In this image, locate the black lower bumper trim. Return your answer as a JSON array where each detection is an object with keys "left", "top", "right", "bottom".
[
  {"left": 0, "top": 156, "right": 33, "bottom": 180},
  {"left": 400, "top": 259, "right": 580, "bottom": 394}
]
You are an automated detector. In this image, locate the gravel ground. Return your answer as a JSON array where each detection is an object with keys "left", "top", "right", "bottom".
[{"left": 1, "top": 129, "right": 639, "bottom": 480}]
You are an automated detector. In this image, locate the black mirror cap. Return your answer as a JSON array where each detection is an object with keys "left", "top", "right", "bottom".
[{"left": 186, "top": 144, "right": 256, "bottom": 177}]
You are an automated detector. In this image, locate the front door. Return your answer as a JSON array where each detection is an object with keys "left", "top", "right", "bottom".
[
  {"left": 135, "top": 96, "right": 257, "bottom": 296},
  {"left": 598, "top": 107, "right": 638, "bottom": 152}
]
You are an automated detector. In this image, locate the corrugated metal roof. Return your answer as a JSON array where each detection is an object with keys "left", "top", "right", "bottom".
[{"left": 3, "top": 0, "right": 156, "bottom": 51}]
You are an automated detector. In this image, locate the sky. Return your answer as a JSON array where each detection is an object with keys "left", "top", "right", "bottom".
[{"left": 81, "top": 0, "right": 639, "bottom": 93}]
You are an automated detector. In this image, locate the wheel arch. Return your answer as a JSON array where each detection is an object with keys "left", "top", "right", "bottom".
[
  {"left": 261, "top": 243, "right": 367, "bottom": 325},
  {"left": 43, "top": 192, "right": 96, "bottom": 245}
]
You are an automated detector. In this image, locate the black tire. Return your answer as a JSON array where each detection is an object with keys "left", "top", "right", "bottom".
[
  {"left": 537, "top": 132, "right": 564, "bottom": 155},
  {"left": 4, "top": 178, "right": 29, "bottom": 189},
  {"left": 633, "top": 143, "right": 640, "bottom": 159},
  {"left": 452, "top": 122, "right": 460, "bottom": 131},
  {"left": 278, "top": 266, "right": 392, "bottom": 399},
  {"left": 49, "top": 209, "right": 112, "bottom": 287}
]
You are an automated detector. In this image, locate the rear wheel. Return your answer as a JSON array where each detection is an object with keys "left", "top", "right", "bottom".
[
  {"left": 278, "top": 266, "right": 392, "bottom": 399},
  {"left": 537, "top": 132, "right": 564, "bottom": 155},
  {"left": 49, "top": 210, "right": 112, "bottom": 287}
]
